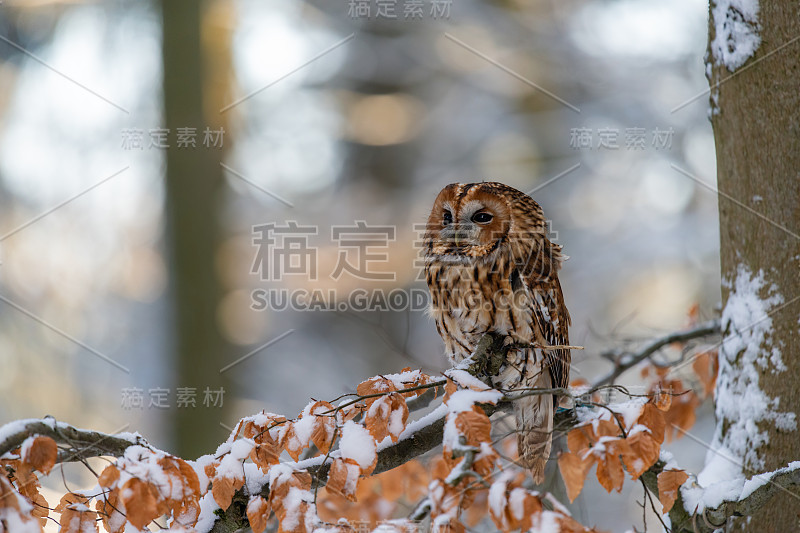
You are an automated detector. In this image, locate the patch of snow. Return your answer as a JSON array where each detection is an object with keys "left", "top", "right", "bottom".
[
  {"left": 710, "top": 0, "right": 761, "bottom": 71},
  {"left": 714, "top": 265, "right": 795, "bottom": 470},
  {"left": 446, "top": 369, "right": 490, "bottom": 391},
  {"left": 446, "top": 389, "right": 502, "bottom": 414},
  {"left": 683, "top": 266, "right": 797, "bottom": 515},
  {"left": 339, "top": 420, "right": 376, "bottom": 471}
]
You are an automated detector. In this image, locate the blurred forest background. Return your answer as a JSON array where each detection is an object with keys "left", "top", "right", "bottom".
[{"left": 0, "top": 0, "right": 719, "bottom": 529}]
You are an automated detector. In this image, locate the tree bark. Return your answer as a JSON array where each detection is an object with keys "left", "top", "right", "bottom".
[
  {"left": 708, "top": 1, "right": 800, "bottom": 530},
  {"left": 160, "top": 0, "right": 233, "bottom": 459}
]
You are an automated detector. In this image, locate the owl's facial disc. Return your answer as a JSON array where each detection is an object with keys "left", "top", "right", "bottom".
[{"left": 438, "top": 201, "right": 501, "bottom": 250}]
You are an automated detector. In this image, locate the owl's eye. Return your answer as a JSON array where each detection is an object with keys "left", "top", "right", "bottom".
[
  {"left": 472, "top": 211, "right": 493, "bottom": 224},
  {"left": 443, "top": 210, "right": 453, "bottom": 225}
]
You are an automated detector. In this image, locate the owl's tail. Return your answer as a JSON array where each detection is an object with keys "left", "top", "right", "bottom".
[{"left": 514, "top": 389, "right": 554, "bottom": 484}]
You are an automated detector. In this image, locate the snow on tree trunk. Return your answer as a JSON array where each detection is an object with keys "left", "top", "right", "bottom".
[{"left": 706, "top": 0, "right": 800, "bottom": 530}]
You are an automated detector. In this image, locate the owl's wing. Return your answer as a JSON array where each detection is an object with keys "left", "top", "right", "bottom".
[
  {"left": 513, "top": 241, "right": 572, "bottom": 391},
  {"left": 532, "top": 277, "right": 571, "bottom": 390}
]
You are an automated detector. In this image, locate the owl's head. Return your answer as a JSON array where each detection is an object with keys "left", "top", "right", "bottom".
[{"left": 425, "top": 182, "right": 521, "bottom": 258}]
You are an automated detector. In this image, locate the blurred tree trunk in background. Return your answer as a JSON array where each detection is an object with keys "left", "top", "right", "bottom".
[
  {"left": 709, "top": 1, "right": 800, "bottom": 531},
  {"left": 160, "top": 0, "right": 233, "bottom": 459}
]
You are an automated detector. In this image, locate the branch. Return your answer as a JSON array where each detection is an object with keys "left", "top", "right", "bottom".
[
  {"left": 0, "top": 417, "right": 148, "bottom": 462},
  {"left": 641, "top": 460, "right": 800, "bottom": 533},
  {"left": 594, "top": 319, "right": 720, "bottom": 386}
]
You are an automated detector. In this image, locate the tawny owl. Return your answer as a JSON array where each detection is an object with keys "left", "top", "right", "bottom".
[{"left": 423, "top": 182, "right": 571, "bottom": 483}]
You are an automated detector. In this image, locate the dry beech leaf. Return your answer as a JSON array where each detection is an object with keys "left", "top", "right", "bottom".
[
  {"left": 212, "top": 476, "right": 236, "bottom": 511},
  {"left": 653, "top": 386, "right": 673, "bottom": 411},
  {"left": 356, "top": 377, "right": 397, "bottom": 406},
  {"left": 98, "top": 465, "right": 120, "bottom": 488},
  {"left": 21, "top": 436, "right": 57, "bottom": 474},
  {"left": 59, "top": 506, "right": 98, "bottom": 533},
  {"left": 622, "top": 431, "right": 660, "bottom": 480},
  {"left": 661, "top": 381, "right": 701, "bottom": 442},
  {"left": 403, "top": 460, "right": 430, "bottom": 502},
  {"left": 366, "top": 393, "right": 409, "bottom": 444},
  {"left": 453, "top": 407, "right": 492, "bottom": 448},
  {"left": 594, "top": 442, "right": 625, "bottom": 493},
  {"left": 309, "top": 401, "right": 337, "bottom": 454},
  {"left": 567, "top": 427, "right": 593, "bottom": 454},
  {"left": 692, "top": 350, "right": 719, "bottom": 398},
  {"left": 269, "top": 470, "right": 313, "bottom": 533},
  {"left": 558, "top": 452, "right": 593, "bottom": 502},
  {"left": 464, "top": 487, "right": 489, "bottom": 527},
  {"left": 657, "top": 469, "right": 689, "bottom": 512},
  {"left": 55, "top": 492, "right": 91, "bottom": 513},
  {"left": 443, "top": 378, "right": 458, "bottom": 402},
  {"left": 326, "top": 458, "right": 362, "bottom": 502},
  {"left": 96, "top": 489, "right": 125, "bottom": 533},
  {"left": 12, "top": 463, "right": 41, "bottom": 502},
  {"left": 637, "top": 403, "right": 666, "bottom": 444},
  {"left": 121, "top": 478, "right": 162, "bottom": 530},
  {"left": 247, "top": 495, "right": 270, "bottom": 533},
  {"left": 376, "top": 463, "right": 407, "bottom": 502}
]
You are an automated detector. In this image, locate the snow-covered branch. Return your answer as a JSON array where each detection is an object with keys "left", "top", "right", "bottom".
[
  {"left": 0, "top": 417, "right": 149, "bottom": 463},
  {"left": 642, "top": 459, "right": 800, "bottom": 533}
]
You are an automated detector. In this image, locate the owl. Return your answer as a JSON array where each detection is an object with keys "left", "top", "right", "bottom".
[{"left": 423, "top": 182, "right": 571, "bottom": 483}]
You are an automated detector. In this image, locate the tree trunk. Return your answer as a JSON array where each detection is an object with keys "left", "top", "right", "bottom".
[
  {"left": 161, "top": 0, "right": 233, "bottom": 459},
  {"left": 708, "top": 1, "right": 800, "bottom": 531}
]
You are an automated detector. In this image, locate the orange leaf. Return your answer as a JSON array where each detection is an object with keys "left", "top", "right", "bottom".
[
  {"left": 326, "top": 458, "right": 361, "bottom": 502},
  {"left": 247, "top": 495, "right": 270, "bottom": 533},
  {"left": 558, "top": 451, "right": 593, "bottom": 502},
  {"left": 357, "top": 377, "right": 397, "bottom": 406},
  {"left": 692, "top": 350, "right": 719, "bottom": 399},
  {"left": 21, "top": 436, "right": 57, "bottom": 474},
  {"left": 120, "top": 478, "right": 161, "bottom": 530},
  {"left": 365, "top": 393, "right": 409, "bottom": 444},
  {"left": 453, "top": 407, "right": 492, "bottom": 448},
  {"left": 657, "top": 469, "right": 689, "bottom": 512},
  {"left": 595, "top": 449, "right": 625, "bottom": 493},
  {"left": 637, "top": 403, "right": 666, "bottom": 444},
  {"left": 309, "top": 401, "right": 337, "bottom": 454},
  {"left": 98, "top": 465, "right": 120, "bottom": 488},
  {"left": 55, "top": 492, "right": 91, "bottom": 513},
  {"left": 662, "top": 382, "right": 700, "bottom": 442},
  {"left": 653, "top": 386, "right": 673, "bottom": 412},
  {"left": 212, "top": 476, "right": 235, "bottom": 511},
  {"left": 59, "top": 506, "right": 98, "bottom": 533},
  {"left": 567, "top": 427, "right": 593, "bottom": 454},
  {"left": 621, "top": 431, "right": 661, "bottom": 479},
  {"left": 443, "top": 378, "right": 458, "bottom": 402},
  {"left": 96, "top": 489, "right": 125, "bottom": 533}
]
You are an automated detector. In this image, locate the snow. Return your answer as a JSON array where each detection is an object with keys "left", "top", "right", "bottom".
[
  {"left": 682, "top": 266, "right": 798, "bottom": 515},
  {"left": 710, "top": 0, "right": 761, "bottom": 71},
  {"left": 713, "top": 266, "right": 795, "bottom": 470},
  {"left": 446, "top": 368, "right": 490, "bottom": 391},
  {"left": 195, "top": 492, "right": 222, "bottom": 533},
  {"left": 446, "top": 389, "right": 502, "bottom": 414},
  {"left": 575, "top": 397, "right": 647, "bottom": 430},
  {"left": 382, "top": 368, "right": 423, "bottom": 390},
  {"left": 292, "top": 402, "right": 319, "bottom": 446},
  {"left": 339, "top": 420, "right": 376, "bottom": 471},
  {"left": 682, "top": 460, "right": 800, "bottom": 514},
  {"left": 388, "top": 403, "right": 406, "bottom": 437}
]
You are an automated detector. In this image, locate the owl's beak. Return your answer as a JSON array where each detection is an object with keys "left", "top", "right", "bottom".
[{"left": 442, "top": 224, "right": 476, "bottom": 247}]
